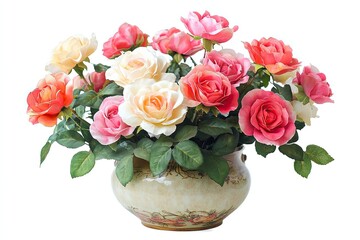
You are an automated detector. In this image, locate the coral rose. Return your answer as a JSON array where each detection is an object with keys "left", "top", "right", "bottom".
[
  {"left": 203, "top": 49, "right": 251, "bottom": 86},
  {"left": 46, "top": 34, "right": 97, "bottom": 74},
  {"left": 179, "top": 65, "right": 238, "bottom": 115},
  {"left": 118, "top": 75, "right": 187, "bottom": 137},
  {"left": 244, "top": 37, "right": 300, "bottom": 76},
  {"left": 152, "top": 27, "right": 203, "bottom": 56},
  {"left": 293, "top": 65, "right": 333, "bottom": 104},
  {"left": 106, "top": 47, "right": 171, "bottom": 87},
  {"left": 90, "top": 96, "right": 134, "bottom": 145},
  {"left": 181, "top": 11, "right": 238, "bottom": 43},
  {"left": 102, "top": 23, "right": 148, "bottom": 59},
  {"left": 238, "top": 89, "right": 296, "bottom": 146},
  {"left": 27, "top": 73, "right": 73, "bottom": 127}
]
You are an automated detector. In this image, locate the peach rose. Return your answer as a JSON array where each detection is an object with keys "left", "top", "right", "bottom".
[
  {"left": 238, "top": 89, "right": 296, "bottom": 146},
  {"left": 179, "top": 65, "right": 238, "bottom": 115},
  {"left": 152, "top": 27, "right": 203, "bottom": 56},
  {"left": 202, "top": 49, "right": 251, "bottom": 87},
  {"left": 244, "top": 37, "right": 300, "bottom": 76},
  {"left": 293, "top": 65, "right": 333, "bottom": 104},
  {"left": 105, "top": 47, "right": 171, "bottom": 87},
  {"left": 46, "top": 34, "right": 97, "bottom": 74},
  {"left": 27, "top": 73, "right": 73, "bottom": 127},
  {"left": 118, "top": 75, "right": 187, "bottom": 137},
  {"left": 90, "top": 96, "right": 134, "bottom": 145},
  {"left": 181, "top": 11, "right": 238, "bottom": 43},
  {"left": 73, "top": 71, "right": 107, "bottom": 92},
  {"left": 103, "top": 23, "right": 148, "bottom": 59}
]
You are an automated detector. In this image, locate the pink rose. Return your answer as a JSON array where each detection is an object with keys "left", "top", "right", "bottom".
[
  {"left": 244, "top": 37, "right": 300, "bottom": 75},
  {"left": 238, "top": 89, "right": 296, "bottom": 146},
  {"left": 203, "top": 49, "right": 251, "bottom": 87},
  {"left": 90, "top": 96, "right": 135, "bottom": 145},
  {"left": 181, "top": 11, "right": 238, "bottom": 43},
  {"left": 102, "top": 23, "right": 148, "bottom": 59},
  {"left": 73, "top": 71, "right": 107, "bottom": 92},
  {"left": 151, "top": 27, "right": 203, "bottom": 56},
  {"left": 293, "top": 65, "right": 333, "bottom": 104},
  {"left": 27, "top": 73, "right": 73, "bottom": 127},
  {"left": 151, "top": 28, "right": 174, "bottom": 54},
  {"left": 179, "top": 65, "right": 238, "bottom": 115}
]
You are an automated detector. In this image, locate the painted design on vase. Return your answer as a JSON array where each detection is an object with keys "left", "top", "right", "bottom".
[{"left": 129, "top": 206, "right": 235, "bottom": 228}]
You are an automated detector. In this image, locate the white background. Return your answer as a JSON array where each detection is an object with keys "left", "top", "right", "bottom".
[{"left": 1, "top": 0, "right": 359, "bottom": 239}]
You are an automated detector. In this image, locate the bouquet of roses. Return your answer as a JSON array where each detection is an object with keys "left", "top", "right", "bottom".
[{"left": 26, "top": 10, "right": 334, "bottom": 186}]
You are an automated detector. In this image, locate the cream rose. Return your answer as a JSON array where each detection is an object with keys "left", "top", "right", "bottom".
[
  {"left": 118, "top": 75, "right": 187, "bottom": 137},
  {"left": 292, "top": 100, "right": 318, "bottom": 126},
  {"left": 46, "top": 34, "right": 97, "bottom": 74},
  {"left": 105, "top": 47, "right": 171, "bottom": 87}
]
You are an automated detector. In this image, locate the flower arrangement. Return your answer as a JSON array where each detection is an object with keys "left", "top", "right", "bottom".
[{"left": 27, "top": 10, "right": 334, "bottom": 186}]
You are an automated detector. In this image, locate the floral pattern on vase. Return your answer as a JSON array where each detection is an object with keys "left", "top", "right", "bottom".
[{"left": 129, "top": 207, "right": 235, "bottom": 229}]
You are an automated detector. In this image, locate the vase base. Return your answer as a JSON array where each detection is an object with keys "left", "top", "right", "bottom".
[{"left": 141, "top": 220, "right": 223, "bottom": 231}]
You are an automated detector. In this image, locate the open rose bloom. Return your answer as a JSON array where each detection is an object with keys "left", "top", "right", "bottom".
[
  {"left": 27, "top": 73, "right": 73, "bottom": 127},
  {"left": 244, "top": 37, "right": 300, "bottom": 78},
  {"left": 26, "top": 10, "right": 334, "bottom": 186}
]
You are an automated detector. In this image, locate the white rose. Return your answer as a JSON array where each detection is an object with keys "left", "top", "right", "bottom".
[
  {"left": 119, "top": 74, "right": 187, "bottom": 137},
  {"left": 46, "top": 34, "right": 97, "bottom": 74},
  {"left": 106, "top": 47, "right": 171, "bottom": 87},
  {"left": 292, "top": 100, "right": 318, "bottom": 126}
]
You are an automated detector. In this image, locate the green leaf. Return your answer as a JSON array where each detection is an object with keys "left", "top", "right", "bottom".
[
  {"left": 238, "top": 133, "right": 255, "bottom": 145},
  {"left": 166, "top": 61, "right": 181, "bottom": 80},
  {"left": 305, "top": 145, "right": 334, "bottom": 165},
  {"left": 287, "top": 131, "right": 299, "bottom": 144},
  {"left": 295, "top": 121, "right": 305, "bottom": 130},
  {"left": 281, "top": 84, "right": 293, "bottom": 101},
  {"left": 255, "top": 141, "right": 276, "bottom": 157},
  {"left": 56, "top": 130, "right": 85, "bottom": 148},
  {"left": 115, "top": 154, "right": 134, "bottom": 186},
  {"left": 198, "top": 118, "right": 232, "bottom": 137},
  {"left": 253, "top": 69, "right": 270, "bottom": 88},
  {"left": 40, "top": 141, "right": 51, "bottom": 165},
  {"left": 74, "top": 90, "right": 99, "bottom": 107},
  {"left": 212, "top": 133, "right": 238, "bottom": 156},
  {"left": 75, "top": 105, "right": 86, "bottom": 117},
  {"left": 80, "top": 120, "right": 92, "bottom": 142},
  {"left": 133, "top": 138, "right": 154, "bottom": 161},
  {"left": 99, "top": 82, "right": 123, "bottom": 96},
  {"left": 91, "top": 142, "right": 119, "bottom": 160},
  {"left": 149, "top": 140, "right": 173, "bottom": 176},
  {"left": 93, "top": 63, "right": 110, "bottom": 72},
  {"left": 179, "top": 63, "right": 191, "bottom": 77},
  {"left": 279, "top": 144, "right": 304, "bottom": 161},
  {"left": 70, "top": 151, "right": 95, "bottom": 178},
  {"left": 294, "top": 154, "right": 312, "bottom": 178},
  {"left": 199, "top": 152, "right": 229, "bottom": 186},
  {"left": 174, "top": 125, "right": 197, "bottom": 142},
  {"left": 273, "top": 83, "right": 292, "bottom": 101},
  {"left": 172, "top": 140, "right": 203, "bottom": 169}
]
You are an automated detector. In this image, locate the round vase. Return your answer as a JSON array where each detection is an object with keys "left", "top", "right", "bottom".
[{"left": 111, "top": 148, "right": 251, "bottom": 231}]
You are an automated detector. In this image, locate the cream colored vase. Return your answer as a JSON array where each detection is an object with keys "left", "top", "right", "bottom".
[{"left": 111, "top": 149, "right": 250, "bottom": 231}]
